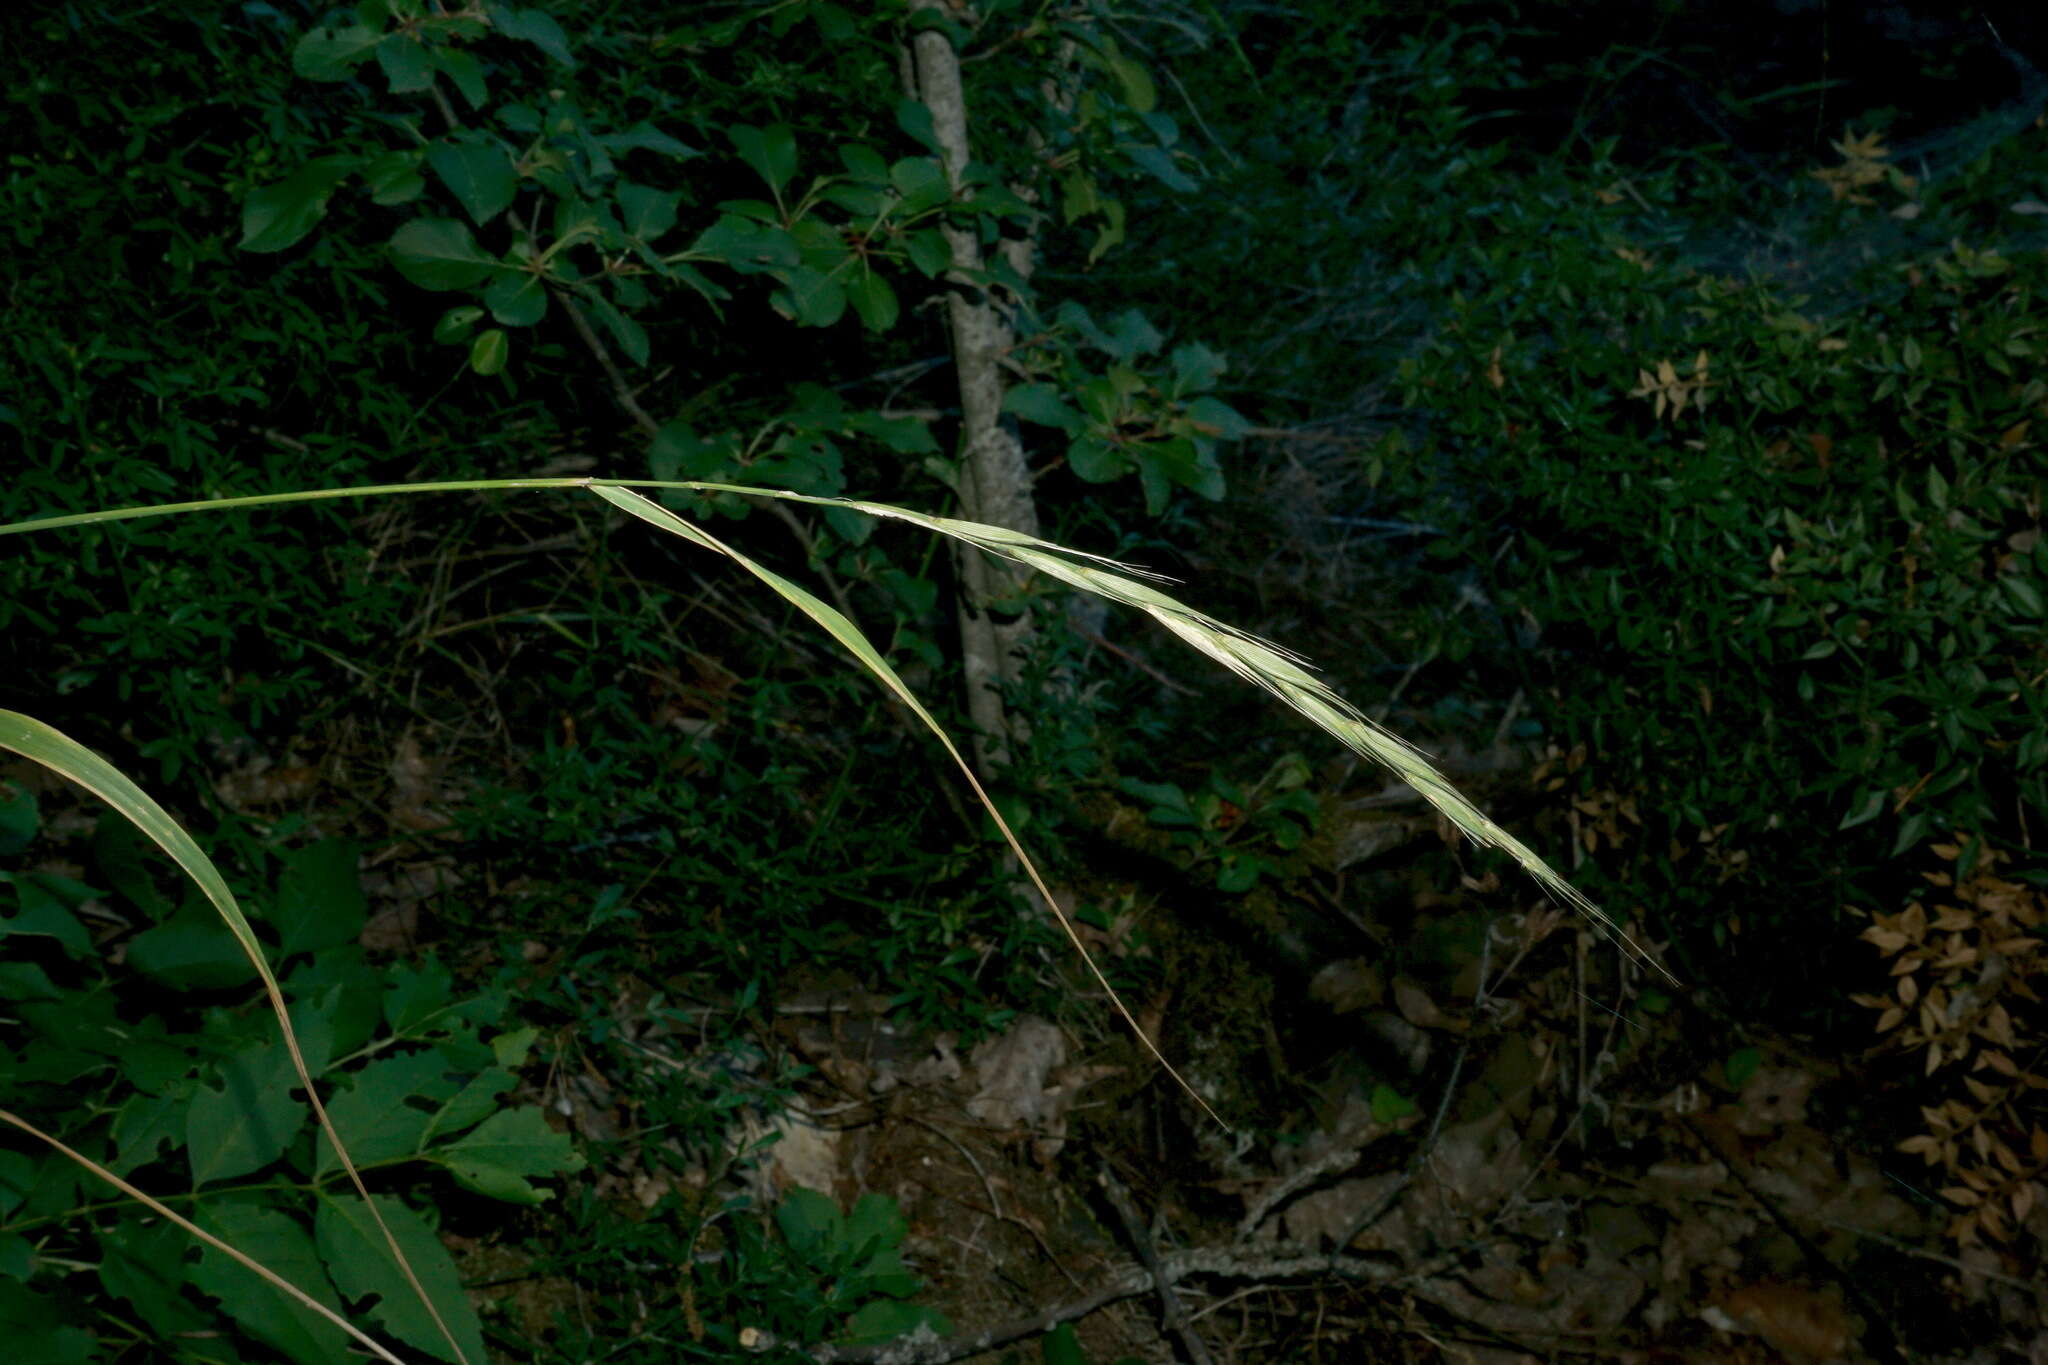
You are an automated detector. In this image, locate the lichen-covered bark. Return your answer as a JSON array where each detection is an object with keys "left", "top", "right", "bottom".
[{"left": 908, "top": 6, "right": 1041, "bottom": 772}]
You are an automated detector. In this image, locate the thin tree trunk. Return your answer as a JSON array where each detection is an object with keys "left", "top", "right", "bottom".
[{"left": 907, "top": 5, "right": 1041, "bottom": 773}]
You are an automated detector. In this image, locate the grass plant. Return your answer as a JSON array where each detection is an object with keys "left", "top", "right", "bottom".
[{"left": 0, "top": 477, "right": 1634, "bottom": 1359}]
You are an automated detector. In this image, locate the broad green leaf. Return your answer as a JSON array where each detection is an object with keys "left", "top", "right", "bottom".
[
  {"left": 586, "top": 294, "right": 648, "bottom": 364},
  {"left": 432, "top": 305, "right": 484, "bottom": 345},
  {"left": 839, "top": 143, "right": 888, "bottom": 183},
  {"left": 240, "top": 156, "right": 358, "bottom": 253},
  {"left": 272, "top": 838, "right": 366, "bottom": 959},
  {"left": 110, "top": 1087, "right": 189, "bottom": 1175},
  {"left": 434, "top": 1106, "right": 582, "bottom": 1204},
  {"left": 0, "top": 1232, "right": 32, "bottom": 1280},
  {"left": 314, "top": 1049, "right": 458, "bottom": 1176},
  {"left": 895, "top": 98, "right": 940, "bottom": 154},
  {"left": 809, "top": 1, "right": 855, "bottom": 40},
  {"left": 361, "top": 148, "right": 427, "bottom": 205},
  {"left": 0, "top": 784, "right": 35, "bottom": 856},
  {"left": 774, "top": 266, "right": 845, "bottom": 327},
  {"left": 99, "top": 1221, "right": 210, "bottom": 1337},
  {"left": 191, "top": 1204, "right": 348, "bottom": 1365},
  {"left": 1182, "top": 394, "right": 1251, "bottom": 440},
  {"left": 601, "top": 122, "right": 699, "bottom": 160},
  {"left": 484, "top": 269, "right": 548, "bottom": 326},
  {"left": 728, "top": 123, "right": 798, "bottom": 198},
  {"left": 1041, "top": 1322, "right": 1087, "bottom": 1365},
  {"left": 776, "top": 1186, "right": 843, "bottom": 1263},
  {"left": 888, "top": 156, "right": 949, "bottom": 214},
  {"left": 845, "top": 270, "right": 899, "bottom": 331},
  {"left": 419, "top": 1065, "right": 515, "bottom": 1144},
  {"left": 0, "top": 1152, "right": 36, "bottom": 1218},
  {"left": 0, "top": 875, "right": 91, "bottom": 958},
  {"left": 0, "top": 1280, "right": 99, "bottom": 1364},
  {"left": 1369, "top": 1084, "right": 1416, "bottom": 1123},
  {"left": 374, "top": 33, "right": 433, "bottom": 93},
  {"left": 692, "top": 216, "right": 801, "bottom": 272},
  {"left": 429, "top": 46, "right": 487, "bottom": 107},
  {"left": 292, "top": 22, "right": 381, "bottom": 81},
  {"left": 469, "top": 325, "right": 508, "bottom": 376},
  {"left": 1170, "top": 342, "right": 1227, "bottom": 396},
  {"left": 905, "top": 227, "right": 951, "bottom": 278},
  {"left": 0, "top": 713, "right": 456, "bottom": 1340},
  {"left": 188, "top": 1037, "right": 309, "bottom": 1185},
  {"left": 1106, "top": 51, "right": 1157, "bottom": 114},
  {"left": 127, "top": 896, "right": 258, "bottom": 990},
  {"left": 316, "top": 1195, "right": 486, "bottom": 1365},
  {"left": 1065, "top": 436, "right": 1125, "bottom": 483},
  {"left": 843, "top": 1191, "right": 908, "bottom": 1262},
  {"left": 617, "top": 183, "right": 681, "bottom": 242},
  {"left": 1003, "top": 384, "right": 1084, "bottom": 434},
  {"left": 389, "top": 218, "right": 499, "bottom": 291},
  {"left": 383, "top": 956, "right": 455, "bottom": 1033},
  {"left": 425, "top": 135, "right": 518, "bottom": 226},
  {"left": 846, "top": 1299, "right": 949, "bottom": 1345},
  {"left": 490, "top": 5, "right": 576, "bottom": 65},
  {"left": 1125, "top": 143, "right": 1196, "bottom": 193}
]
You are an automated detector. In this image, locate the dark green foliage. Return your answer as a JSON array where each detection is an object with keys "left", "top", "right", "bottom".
[{"left": 0, "top": 795, "right": 580, "bottom": 1363}]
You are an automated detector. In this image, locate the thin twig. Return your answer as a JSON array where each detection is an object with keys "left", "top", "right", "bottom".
[
  {"left": 1100, "top": 1162, "right": 1214, "bottom": 1365},
  {"left": 780, "top": 1245, "right": 1397, "bottom": 1363}
]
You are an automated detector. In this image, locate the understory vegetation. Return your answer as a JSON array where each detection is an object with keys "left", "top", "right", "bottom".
[{"left": 2, "top": 0, "right": 2044, "bottom": 1361}]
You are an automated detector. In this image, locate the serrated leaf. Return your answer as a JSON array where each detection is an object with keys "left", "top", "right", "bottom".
[
  {"left": 292, "top": 22, "right": 381, "bottom": 81},
  {"left": 191, "top": 1204, "right": 347, "bottom": 1365},
  {"left": 843, "top": 1191, "right": 908, "bottom": 1261},
  {"left": 0, "top": 875, "right": 91, "bottom": 958},
  {"left": 240, "top": 156, "right": 358, "bottom": 253},
  {"left": 127, "top": 897, "right": 258, "bottom": 990},
  {"left": 188, "top": 1038, "right": 309, "bottom": 1185},
  {"left": 110, "top": 1085, "right": 190, "bottom": 1174},
  {"left": 271, "top": 838, "right": 366, "bottom": 959},
  {"left": 0, "top": 784, "right": 35, "bottom": 856},
  {"left": 314, "top": 1049, "right": 461, "bottom": 1176},
  {"left": 435, "top": 1106, "right": 582, "bottom": 1203},
  {"left": 99, "top": 1221, "right": 210, "bottom": 1338},
  {"left": 490, "top": 4, "right": 576, "bottom": 65},
  {"left": 420, "top": 1064, "right": 515, "bottom": 1145},
  {"left": 426, "top": 135, "right": 519, "bottom": 226},
  {"left": 316, "top": 1194, "right": 486, "bottom": 1365},
  {"left": 388, "top": 218, "right": 499, "bottom": 291},
  {"left": 776, "top": 1186, "right": 843, "bottom": 1262}
]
